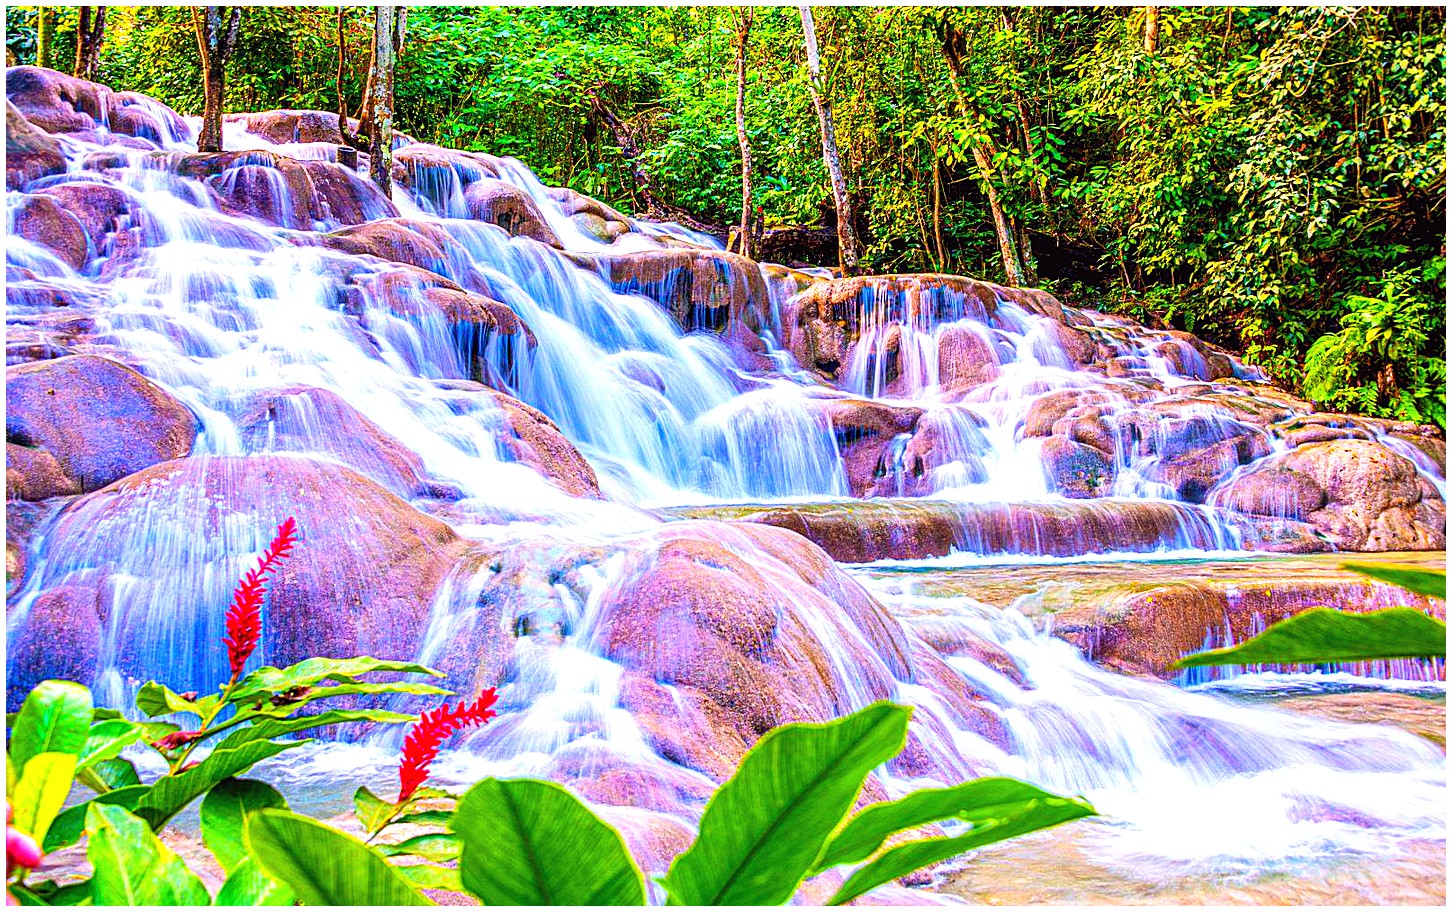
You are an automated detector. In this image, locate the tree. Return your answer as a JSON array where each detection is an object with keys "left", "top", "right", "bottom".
[
  {"left": 336, "top": 7, "right": 405, "bottom": 195},
  {"left": 73, "top": 6, "right": 106, "bottom": 81},
  {"left": 1143, "top": 6, "right": 1160, "bottom": 54},
  {"left": 191, "top": 6, "right": 243, "bottom": 154},
  {"left": 938, "top": 16, "right": 1029, "bottom": 287},
  {"left": 35, "top": 6, "right": 54, "bottom": 70},
  {"left": 731, "top": 8, "right": 756, "bottom": 258},
  {"left": 799, "top": 5, "right": 861, "bottom": 276}
]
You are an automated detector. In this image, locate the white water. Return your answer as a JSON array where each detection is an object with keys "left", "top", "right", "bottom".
[{"left": 6, "top": 98, "right": 1445, "bottom": 897}]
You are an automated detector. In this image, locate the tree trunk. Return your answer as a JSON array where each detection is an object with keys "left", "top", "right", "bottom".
[
  {"left": 192, "top": 7, "right": 243, "bottom": 154},
  {"left": 931, "top": 154, "right": 947, "bottom": 272},
  {"left": 1144, "top": 6, "right": 1160, "bottom": 55},
  {"left": 336, "top": 6, "right": 369, "bottom": 153},
  {"left": 732, "top": 9, "right": 755, "bottom": 259},
  {"left": 36, "top": 7, "right": 55, "bottom": 70},
  {"left": 73, "top": 7, "right": 106, "bottom": 81},
  {"left": 799, "top": 5, "right": 861, "bottom": 276},
  {"left": 940, "top": 20, "right": 1027, "bottom": 286},
  {"left": 367, "top": 5, "right": 405, "bottom": 195}
]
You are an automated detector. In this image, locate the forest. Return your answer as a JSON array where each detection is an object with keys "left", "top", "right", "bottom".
[{"left": 6, "top": 5, "right": 1446, "bottom": 425}]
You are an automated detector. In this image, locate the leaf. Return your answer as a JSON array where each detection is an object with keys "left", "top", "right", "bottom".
[
  {"left": 43, "top": 784, "right": 150, "bottom": 854},
  {"left": 379, "top": 832, "right": 461, "bottom": 862},
  {"left": 85, "top": 804, "right": 211, "bottom": 906},
  {"left": 11, "top": 752, "right": 77, "bottom": 845},
  {"left": 1173, "top": 607, "right": 1447, "bottom": 668},
  {"left": 9, "top": 680, "right": 93, "bottom": 768},
  {"left": 215, "top": 857, "right": 296, "bottom": 906},
  {"left": 453, "top": 777, "right": 645, "bottom": 906},
  {"left": 134, "top": 738, "right": 302, "bottom": 830},
  {"left": 245, "top": 809, "right": 432, "bottom": 905},
  {"left": 76, "top": 756, "right": 142, "bottom": 794},
  {"left": 77, "top": 719, "right": 143, "bottom": 770},
  {"left": 1342, "top": 562, "right": 1447, "bottom": 599},
  {"left": 397, "top": 864, "right": 463, "bottom": 891},
  {"left": 201, "top": 778, "right": 289, "bottom": 873},
  {"left": 354, "top": 784, "right": 397, "bottom": 833},
  {"left": 815, "top": 777, "right": 1094, "bottom": 871},
  {"left": 660, "top": 702, "right": 912, "bottom": 906},
  {"left": 135, "top": 681, "right": 208, "bottom": 719},
  {"left": 827, "top": 788, "right": 1096, "bottom": 906},
  {"left": 215, "top": 709, "right": 417, "bottom": 751},
  {"left": 11, "top": 879, "right": 90, "bottom": 906},
  {"left": 230, "top": 657, "right": 442, "bottom": 704}
]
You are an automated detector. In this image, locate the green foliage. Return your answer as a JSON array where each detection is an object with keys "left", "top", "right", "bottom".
[
  {"left": 1175, "top": 564, "right": 1447, "bottom": 668},
  {"left": 8, "top": 681, "right": 92, "bottom": 770},
  {"left": 245, "top": 809, "right": 431, "bottom": 906},
  {"left": 1173, "top": 607, "right": 1447, "bottom": 668},
  {"left": 200, "top": 779, "right": 289, "bottom": 873},
  {"left": 85, "top": 805, "right": 211, "bottom": 906},
  {"left": 1342, "top": 562, "right": 1448, "bottom": 599},
  {"left": 453, "top": 777, "right": 646, "bottom": 905},
  {"left": 661, "top": 701, "right": 910, "bottom": 905}
]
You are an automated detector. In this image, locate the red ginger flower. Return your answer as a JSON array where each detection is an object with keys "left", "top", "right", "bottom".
[
  {"left": 398, "top": 689, "right": 499, "bottom": 803},
  {"left": 222, "top": 517, "right": 298, "bottom": 678}
]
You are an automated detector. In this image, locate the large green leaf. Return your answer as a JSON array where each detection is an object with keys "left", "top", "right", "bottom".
[
  {"left": 76, "top": 756, "right": 142, "bottom": 794},
  {"left": 43, "top": 784, "right": 149, "bottom": 853},
  {"left": 215, "top": 857, "right": 296, "bottom": 906},
  {"left": 201, "top": 778, "right": 289, "bottom": 873},
  {"left": 815, "top": 777, "right": 1096, "bottom": 871},
  {"left": 1343, "top": 562, "right": 1447, "bottom": 599},
  {"left": 10, "top": 879, "right": 90, "bottom": 906},
  {"left": 826, "top": 788, "right": 1096, "bottom": 905},
  {"left": 135, "top": 681, "right": 212, "bottom": 719},
  {"left": 660, "top": 702, "right": 912, "bottom": 906},
  {"left": 77, "top": 719, "right": 143, "bottom": 770},
  {"left": 245, "top": 809, "right": 432, "bottom": 905},
  {"left": 230, "top": 657, "right": 442, "bottom": 704},
  {"left": 453, "top": 777, "right": 645, "bottom": 906},
  {"left": 85, "top": 804, "right": 211, "bottom": 906},
  {"left": 10, "top": 752, "right": 77, "bottom": 845},
  {"left": 215, "top": 709, "right": 415, "bottom": 751},
  {"left": 379, "top": 832, "right": 462, "bottom": 862},
  {"left": 1173, "top": 607, "right": 1447, "bottom": 668},
  {"left": 134, "top": 738, "right": 302, "bottom": 829},
  {"left": 9, "top": 680, "right": 92, "bottom": 768},
  {"left": 397, "top": 864, "right": 463, "bottom": 892}
]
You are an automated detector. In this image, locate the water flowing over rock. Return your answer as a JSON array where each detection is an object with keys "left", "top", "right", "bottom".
[
  {"left": 5, "top": 73, "right": 1446, "bottom": 893},
  {"left": 6, "top": 355, "right": 197, "bottom": 495},
  {"left": 7, "top": 455, "right": 469, "bottom": 706}
]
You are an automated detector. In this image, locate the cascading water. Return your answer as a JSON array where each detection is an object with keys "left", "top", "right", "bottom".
[{"left": 6, "top": 75, "right": 1444, "bottom": 903}]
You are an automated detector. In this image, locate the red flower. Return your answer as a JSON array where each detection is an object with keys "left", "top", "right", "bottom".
[
  {"left": 398, "top": 689, "right": 499, "bottom": 802},
  {"left": 153, "top": 730, "right": 203, "bottom": 752},
  {"left": 222, "top": 518, "right": 298, "bottom": 678}
]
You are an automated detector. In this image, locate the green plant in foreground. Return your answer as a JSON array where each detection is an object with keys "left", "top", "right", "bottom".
[
  {"left": 6, "top": 518, "right": 1095, "bottom": 905},
  {"left": 242, "top": 701, "right": 1095, "bottom": 906},
  {"left": 1174, "top": 563, "right": 1447, "bottom": 670}
]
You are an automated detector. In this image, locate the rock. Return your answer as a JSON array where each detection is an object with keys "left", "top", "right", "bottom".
[
  {"left": 1041, "top": 437, "right": 1115, "bottom": 499},
  {"left": 576, "top": 248, "right": 769, "bottom": 334},
  {"left": 229, "top": 109, "right": 359, "bottom": 145},
  {"left": 8, "top": 193, "right": 90, "bottom": 269},
  {"left": 6, "top": 355, "right": 197, "bottom": 492},
  {"left": 1146, "top": 433, "right": 1271, "bottom": 503},
  {"left": 233, "top": 386, "right": 458, "bottom": 500},
  {"left": 463, "top": 179, "right": 560, "bottom": 247},
  {"left": 874, "top": 409, "right": 990, "bottom": 497},
  {"left": 6, "top": 442, "right": 80, "bottom": 500},
  {"left": 816, "top": 397, "right": 923, "bottom": 498},
  {"left": 7, "top": 582, "right": 107, "bottom": 708},
  {"left": 348, "top": 263, "right": 536, "bottom": 387},
  {"left": 32, "top": 180, "right": 134, "bottom": 254},
  {"left": 6, "top": 101, "right": 65, "bottom": 189},
  {"left": 485, "top": 391, "right": 601, "bottom": 498},
  {"left": 5, "top": 67, "right": 186, "bottom": 142},
  {"left": 170, "top": 150, "right": 398, "bottom": 229},
  {"left": 1022, "top": 389, "right": 1112, "bottom": 438},
  {"left": 1210, "top": 465, "right": 1327, "bottom": 520},
  {"left": 10, "top": 455, "right": 470, "bottom": 698},
  {"left": 313, "top": 218, "right": 463, "bottom": 276},
  {"left": 1285, "top": 440, "right": 1445, "bottom": 550},
  {"left": 936, "top": 326, "right": 1000, "bottom": 391},
  {"left": 547, "top": 186, "right": 633, "bottom": 240}
]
